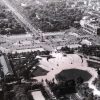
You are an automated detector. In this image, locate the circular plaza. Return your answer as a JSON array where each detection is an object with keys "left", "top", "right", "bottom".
[{"left": 34, "top": 52, "right": 100, "bottom": 95}]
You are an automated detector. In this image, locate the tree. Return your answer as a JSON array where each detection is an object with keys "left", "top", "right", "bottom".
[
  {"left": 21, "top": 59, "right": 39, "bottom": 80},
  {"left": 76, "top": 76, "right": 84, "bottom": 85},
  {"left": 13, "top": 84, "right": 29, "bottom": 100},
  {"left": 27, "top": 1, "right": 84, "bottom": 32},
  {"left": 86, "top": 93, "right": 94, "bottom": 100}
]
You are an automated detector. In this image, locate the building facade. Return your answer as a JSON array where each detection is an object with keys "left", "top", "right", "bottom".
[{"left": 81, "top": 17, "right": 100, "bottom": 35}]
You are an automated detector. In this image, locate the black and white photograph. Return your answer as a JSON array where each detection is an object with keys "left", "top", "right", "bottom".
[{"left": 0, "top": 0, "right": 100, "bottom": 100}]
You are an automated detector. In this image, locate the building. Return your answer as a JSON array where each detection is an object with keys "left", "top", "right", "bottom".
[
  {"left": 31, "top": 90, "right": 45, "bottom": 100},
  {"left": 0, "top": 54, "right": 13, "bottom": 76},
  {"left": 87, "top": 0, "right": 100, "bottom": 11},
  {"left": 81, "top": 17, "right": 100, "bottom": 35}
]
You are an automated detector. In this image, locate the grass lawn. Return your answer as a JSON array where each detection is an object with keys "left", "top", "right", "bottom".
[
  {"left": 56, "top": 68, "right": 92, "bottom": 82},
  {"left": 33, "top": 67, "right": 48, "bottom": 77}
]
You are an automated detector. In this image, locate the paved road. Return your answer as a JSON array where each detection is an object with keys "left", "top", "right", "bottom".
[
  {"left": 1, "top": 0, "right": 41, "bottom": 37},
  {"left": 86, "top": 56, "right": 100, "bottom": 64}
]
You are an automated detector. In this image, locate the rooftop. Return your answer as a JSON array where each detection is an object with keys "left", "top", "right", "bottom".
[{"left": 31, "top": 90, "right": 45, "bottom": 100}]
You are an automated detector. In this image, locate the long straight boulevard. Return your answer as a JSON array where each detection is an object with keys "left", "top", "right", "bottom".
[{"left": 1, "top": 0, "right": 40, "bottom": 37}]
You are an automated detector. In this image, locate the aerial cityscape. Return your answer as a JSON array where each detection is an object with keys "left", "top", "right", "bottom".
[{"left": 0, "top": 0, "right": 100, "bottom": 100}]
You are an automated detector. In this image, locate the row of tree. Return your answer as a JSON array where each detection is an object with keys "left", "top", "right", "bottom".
[{"left": 79, "top": 45, "right": 100, "bottom": 57}]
